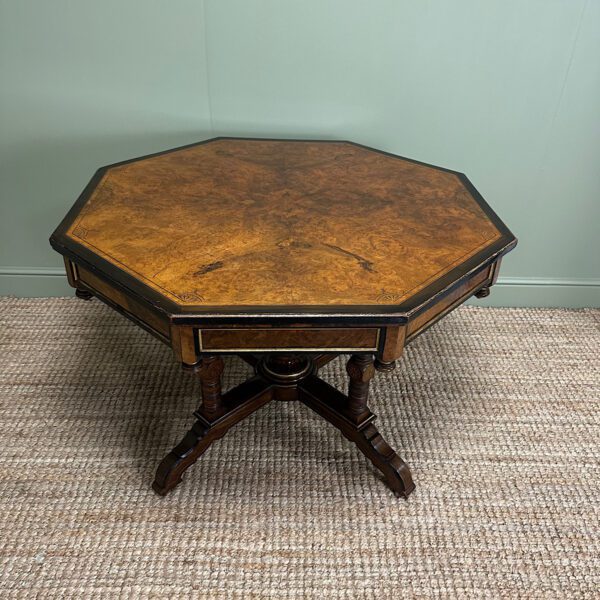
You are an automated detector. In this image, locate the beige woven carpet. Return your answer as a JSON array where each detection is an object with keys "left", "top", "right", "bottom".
[{"left": 0, "top": 298, "right": 598, "bottom": 598}]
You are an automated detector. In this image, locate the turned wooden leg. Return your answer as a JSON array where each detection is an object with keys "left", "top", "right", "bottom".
[
  {"left": 475, "top": 286, "right": 491, "bottom": 298},
  {"left": 152, "top": 357, "right": 273, "bottom": 496},
  {"left": 346, "top": 354, "right": 375, "bottom": 422},
  {"left": 197, "top": 355, "right": 225, "bottom": 417},
  {"left": 299, "top": 356, "right": 415, "bottom": 499}
]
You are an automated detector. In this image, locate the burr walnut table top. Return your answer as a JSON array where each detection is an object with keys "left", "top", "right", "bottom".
[
  {"left": 49, "top": 137, "right": 517, "bottom": 499},
  {"left": 51, "top": 137, "right": 515, "bottom": 319}
]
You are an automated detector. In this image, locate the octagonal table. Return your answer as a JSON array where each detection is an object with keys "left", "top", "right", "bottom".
[{"left": 50, "top": 138, "right": 516, "bottom": 498}]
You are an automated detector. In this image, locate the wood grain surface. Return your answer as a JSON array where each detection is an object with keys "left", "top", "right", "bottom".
[
  {"left": 198, "top": 327, "right": 380, "bottom": 352},
  {"left": 66, "top": 139, "right": 502, "bottom": 307}
]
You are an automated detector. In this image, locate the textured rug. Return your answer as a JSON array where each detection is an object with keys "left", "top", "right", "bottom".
[{"left": 0, "top": 298, "right": 598, "bottom": 599}]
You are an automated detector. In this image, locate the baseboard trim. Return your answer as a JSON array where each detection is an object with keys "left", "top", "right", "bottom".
[
  {"left": 0, "top": 268, "right": 598, "bottom": 307},
  {"left": 0, "top": 267, "right": 73, "bottom": 297},
  {"left": 0, "top": 267, "right": 66, "bottom": 277},
  {"left": 497, "top": 276, "right": 600, "bottom": 288}
]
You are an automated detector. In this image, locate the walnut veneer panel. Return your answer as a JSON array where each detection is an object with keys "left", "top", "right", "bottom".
[
  {"left": 77, "top": 266, "right": 170, "bottom": 337},
  {"left": 198, "top": 327, "right": 380, "bottom": 352},
  {"left": 406, "top": 266, "right": 490, "bottom": 340},
  {"left": 66, "top": 139, "right": 502, "bottom": 307}
]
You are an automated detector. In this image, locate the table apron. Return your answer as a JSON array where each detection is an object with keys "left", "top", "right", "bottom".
[{"left": 196, "top": 327, "right": 381, "bottom": 353}]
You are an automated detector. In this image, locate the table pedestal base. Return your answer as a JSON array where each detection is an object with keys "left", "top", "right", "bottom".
[{"left": 152, "top": 353, "right": 415, "bottom": 499}]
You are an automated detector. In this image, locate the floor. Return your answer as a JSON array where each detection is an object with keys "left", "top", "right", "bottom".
[{"left": 0, "top": 298, "right": 598, "bottom": 598}]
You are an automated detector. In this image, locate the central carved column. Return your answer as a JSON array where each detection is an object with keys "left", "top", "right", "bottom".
[
  {"left": 259, "top": 354, "right": 312, "bottom": 382},
  {"left": 258, "top": 354, "right": 313, "bottom": 401}
]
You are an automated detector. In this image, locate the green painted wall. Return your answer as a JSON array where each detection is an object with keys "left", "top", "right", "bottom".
[
  {"left": 1, "top": 0, "right": 599, "bottom": 306},
  {"left": 0, "top": 0, "right": 212, "bottom": 295}
]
